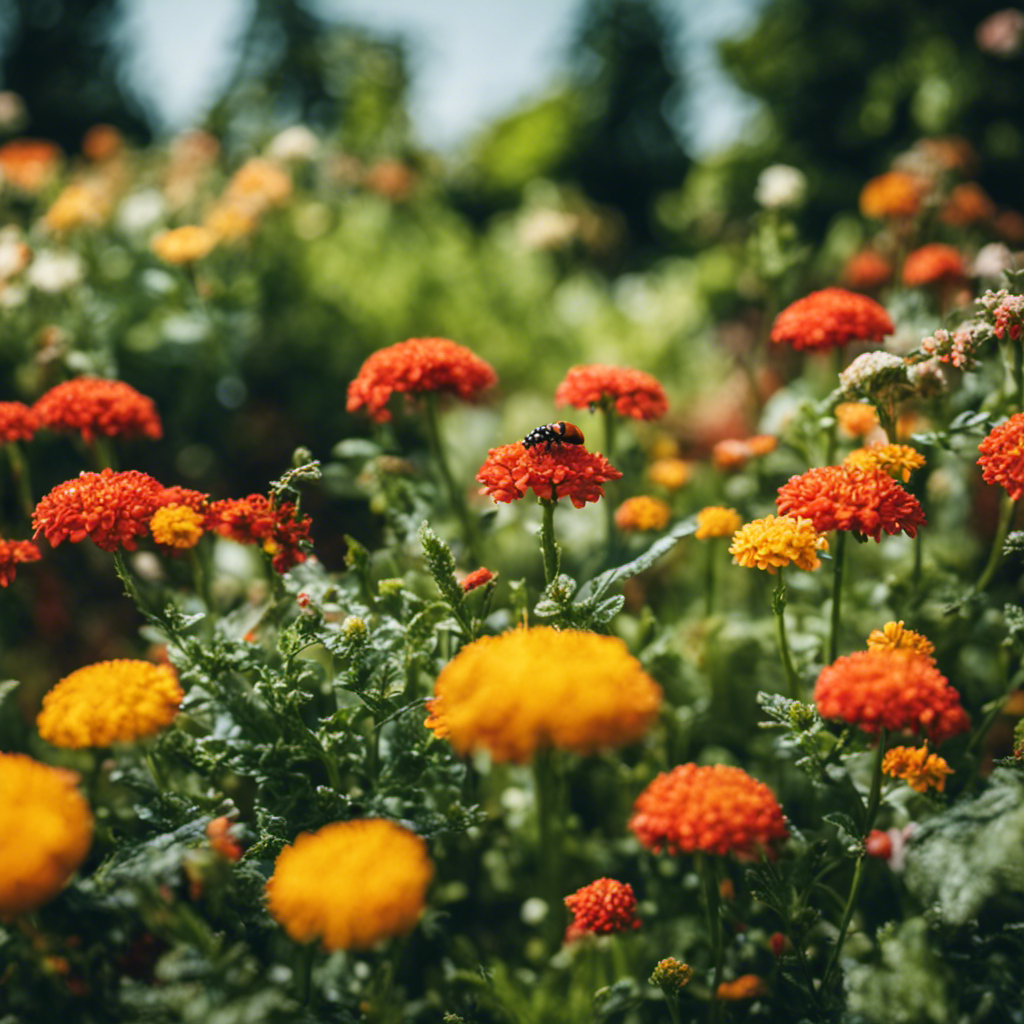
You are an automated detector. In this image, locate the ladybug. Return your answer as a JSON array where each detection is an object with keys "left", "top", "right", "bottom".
[{"left": 522, "top": 421, "right": 585, "bottom": 449}]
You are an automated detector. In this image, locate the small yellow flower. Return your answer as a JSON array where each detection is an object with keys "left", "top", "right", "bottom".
[
  {"left": 835, "top": 401, "right": 880, "bottom": 438},
  {"left": 44, "top": 182, "right": 110, "bottom": 233},
  {"left": 615, "top": 495, "right": 671, "bottom": 532},
  {"left": 225, "top": 157, "right": 292, "bottom": 212},
  {"left": 696, "top": 506, "right": 742, "bottom": 540},
  {"left": 647, "top": 457, "right": 691, "bottom": 491},
  {"left": 204, "top": 200, "right": 258, "bottom": 242},
  {"left": 150, "top": 225, "right": 217, "bottom": 264},
  {"left": 266, "top": 819, "right": 432, "bottom": 950},
  {"left": 649, "top": 957, "right": 693, "bottom": 995},
  {"left": 150, "top": 504, "right": 205, "bottom": 549},
  {"left": 845, "top": 442, "right": 925, "bottom": 482},
  {"left": 881, "top": 745, "right": 953, "bottom": 793},
  {"left": 37, "top": 660, "right": 183, "bottom": 748},
  {"left": 867, "top": 620, "right": 935, "bottom": 659},
  {"left": 729, "top": 515, "right": 828, "bottom": 573}
]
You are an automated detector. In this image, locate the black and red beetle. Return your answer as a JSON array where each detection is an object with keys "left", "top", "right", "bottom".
[{"left": 522, "top": 421, "right": 585, "bottom": 449}]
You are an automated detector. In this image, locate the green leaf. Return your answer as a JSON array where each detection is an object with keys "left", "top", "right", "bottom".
[
  {"left": 332, "top": 438, "right": 382, "bottom": 459},
  {"left": 823, "top": 811, "right": 864, "bottom": 853},
  {"left": 419, "top": 521, "right": 463, "bottom": 608}
]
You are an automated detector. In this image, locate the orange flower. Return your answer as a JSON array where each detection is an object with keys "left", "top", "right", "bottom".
[
  {"left": 729, "top": 514, "right": 828, "bottom": 573},
  {"left": 564, "top": 878, "right": 640, "bottom": 937},
  {"left": 695, "top": 506, "right": 741, "bottom": 540},
  {"left": 33, "top": 378, "right": 162, "bottom": 444},
  {"left": 776, "top": 464, "right": 925, "bottom": 541},
  {"left": 844, "top": 442, "right": 925, "bottom": 482},
  {"left": 224, "top": 157, "right": 292, "bottom": 212},
  {"left": 615, "top": 496, "right": 671, "bottom": 532},
  {"left": 206, "top": 494, "right": 311, "bottom": 572},
  {"left": 206, "top": 817, "right": 243, "bottom": 862},
  {"left": 150, "top": 225, "right": 218, "bottom": 264},
  {"left": 834, "top": 402, "right": 880, "bottom": 438},
  {"left": 859, "top": 171, "right": 927, "bottom": 220},
  {"left": 0, "top": 401, "right": 38, "bottom": 443},
  {"left": 0, "top": 538, "right": 41, "bottom": 587},
  {"left": 771, "top": 288, "right": 894, "bottom": 352},
  {"left": 554, "top": 364, "right": 668, "bottom": 420},
  {"left": 476, "top": 441, "right": 621, "bottom": 508},
  {"left": 902, "top": 243, "right": 965, "bottom": 288},
  {"left": 712, "top": 435, "right": 777, "bottom": 472},
  {"left": 717, "top": 975, "right": 769, "bottom": 1001},
  {"left": 460, "top": 567, "right": 494, "bottom": 592},
  {"left": 843, "top": 250, "right": 893, "bottom": 292},
  {"left": 881, "top": 745, "right": 953, "bottom": 793},
  {"left": 0, "top": 138, "right": 61, "bottom": 192},
  {"left": 867, "top": 620, "right": 935, "bottom": 659},
  {"left": 978, "top": 413, "right": 1024, "bottom": 499},
  {"left": 81, "top": 124, "right": 123, "bottom": 163},
  {"left": 814, "top": 650, "right": 970, "bottom": 743},
  {"left": 629, "top": 763, "right": 788, "bottom": 859},
  {"left": 647, "top": 457, "right": 691, "bottom": 490},
  {"left": 347, "top": 338, "right": 498, "bottom": 423},
  {"left": 940, "top": 183, "right": 995, "bottom": 227}
]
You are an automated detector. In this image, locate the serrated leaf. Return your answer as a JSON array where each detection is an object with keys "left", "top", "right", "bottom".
[
  {"left": 589, "top": 594, "right": 626, "bottom": 624},
  {"left": 332, "top": 438, "right": 382, "bottom": 459},
  {"left": 824, "top": 811, "right": 863, "bottom": 851}
]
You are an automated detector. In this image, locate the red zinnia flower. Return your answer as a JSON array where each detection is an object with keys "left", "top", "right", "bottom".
[
  {"left": 33, "top": 378, "right": 163, "bottom": 444},
  {"left": 629, "top": 763, "right": 788, "bottom": 860},
  {"left": 564, "top": 878, "right": 640, "bottom": 938},
  {"left": 776, "top": 464, "right": 925, "bottom": 541},
  {"left": 902, "top": 243, "right": 965, "bottom": 288},
  {"left": 476, "top": 442, "right": 621, "bottom": 508},
  {"left": 206, "top": 494, "right": 312, "bottom": 572},
  {"left": 0, "top": 538, "right": 41, "bottom": 587},
  {"left": 814, "top": 650, "right": 970, "bottom": 743},
  {"left": 977, "top": 413, "right": 1024, "bottom": 499},
  {"left": 460, "top": 567, "right": 494, "bottom": 592},
  {"left": 842, "top": 250, "right": 893, "bottom": 292},
  {"left": 554, "top": 364, "right": 668, "bottom": 420},
  {"left": 770, "top": 288, "right": 894, "bottom": 352},
  {"left": 0, "top": 401, "right": 39, "bottom": 443},
  {"left": 346, "top": 338, "right": 497, "bottom": 423}
]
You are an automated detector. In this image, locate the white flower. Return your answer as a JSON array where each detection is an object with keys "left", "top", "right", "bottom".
[
  {"left": 26, "top": 250, "right": 84, "bottom": 293},
  {"left": 972, "top": 242, "right": 1014, "bottom": 279},
  {"left": 976, "top": 8, "right": 1024, "bottom": 56},
  {"left": 116, "top": 189, "right": 166, "bottom": 234},
  {"left": 517, "top": 208, "right": 579, "bottom": 251},
  {"left": 840, "top": 350, "right": 910, "bottom": 399},
  {"left": 0, "top": 283, "right": 27, "bottom": 308},
  {"left": 754, "top": 164, "right": 807, "bottom": 209},
  {"left": 0, "top": 91, "right": 26, "bottom": 133},
  {"left": 265, "top": 125, "right": 320, "bottom": 162}
]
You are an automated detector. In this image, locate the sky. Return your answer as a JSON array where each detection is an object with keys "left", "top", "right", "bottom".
[{"left": 119, "top": 0, "right": 761, "bottom": 155}]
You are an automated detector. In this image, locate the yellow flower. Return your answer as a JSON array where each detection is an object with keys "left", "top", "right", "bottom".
[
  {"left": 696, "top": 505, "right": 742, "bottom": 540},
  {"left": 426, "top": 627, "right": 662, "bottom": 763},
  {"left": 844, "top": 442, "right": 925, "bottom": 482},
  {"left": 150, "top": 504, "right": 205, "bottom": 549},
  {"left": 204, "top": 200, "right": 258, "bottom": 242},
  {"left": 615, "top": 496, "right": 671, "bottom": 532},
  {"left": 150, "top": 225, "right": 217, "bottom": 264},
  {"left": 729, "top": 515, "right": 828, "bottom": 573},
  {"left": 44, "top": 182, "right": 110, "bottom": 233},
  {"left": 0, "top": 753, "right": 92, "bottom": 918},
  {"left": 266, "top": 819, "right": 432, "bottom": 949},
  {"left": 866, "top": 620, "right": 935, "bottom": 659},
  {"left": 881, "top": 745, "right": 953, "bottom": 793},
  {"left": 225, "top": 157, "right": 292, "bottom": 212},
  {"left": 647, "top": 457, "right": 691, "bottom": 490},
  {"left": 835, "top": 401, "right": 880, "bottom": 438},
  {"left": 37, "top": 660, "right": 183, "bottom": 748}
]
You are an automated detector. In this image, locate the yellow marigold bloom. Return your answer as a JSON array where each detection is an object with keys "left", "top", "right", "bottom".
[
  {"left": 845, "top": 442, "right": 925, "bottom": 483},
  {"left": 204, "top": 200, "right": 258, "bottom": 242},
  {"left": 150, "top": 225, "right": 217, "bottom": 264},
  {"left": 266, "top": 819, "right": 432, "bottom": 949},
  {"left": 426, "top": 627, "right": 662, "bottom": 763},
  {"left": 151, "top": 503, "right": 205, "bottom": 549},
  {"left": 44, "top": 182, "right": 110, "bottom": 233},
  {"left": 729, "top": 515, "right": 828, "bottom": 574},
  {"left": 0, "top": 753, "right": 92, "bottom": 918},
  {"left": 881, "top": 745, "right": 953, "bottom": 793},
  {"left": 225, "top": 157, "right": 292, "bottom": 212},
  {"left": 647, "top": 457, "right": 691, "bottom": 490},
  {"left": 615, "top": 495, "right": 671, "bottom": 532},
  {"left": 696, "top": 505, "right": 742, "bottom": 540},
  {"left": 867, "top": 620, "right": 935, "bottom": 659},
  {"left": 835, "top": 401, "right": 880, "bottom": 438},
  {"left": 37, "top": 660, "right": 183, "bottom": 748}
]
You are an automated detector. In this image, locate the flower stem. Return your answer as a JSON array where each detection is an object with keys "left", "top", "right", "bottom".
[
  {"left": 602, "top": 404, "right": 619, "bottom": 566},
  {"left": 540, "top": 497, "right": 560, "bottom": 585},
  {"left": 828, "top": 531, "right": 847, "bottom": 664},
  {"left": 772, "top": 573, "right": 801, "bottom": 699},
  {"left": 532, "top": 746, "right": 567, "bottom": 950},
  {"left": 90, "top": 435, "right": 118, "bottom": 472},
  {"left": 4, "top": 442, "right": 34, "bottom": 520},
  {"left": 705, "top": 541, "right": 717, "bottom": 617},
  {"left": 294, "top": 941, "right": 316, "bottom": 1004},
  {"left": 696, "top": 853, "right": 723, "bottom": 1024},
  {"left": 975, "top": 493, "right": 1016, "bottom": 593}
]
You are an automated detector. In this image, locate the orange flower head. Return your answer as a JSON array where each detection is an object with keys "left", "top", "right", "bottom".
[
  {"left": 615, "top": 495, "right": 671, "bottom": 532},
  {"left": 206, "top": 817, "right": 243, "bottom": 862},
  {"left": 0, "top": 538, "right": 41, "bottom": 587},
  {"left": 729, "top": 514, "right": 827, "bottom": 573},
  {"left": 33, "top": 377, "right": 162, "bottom": 444},
  {"left": 844, "top": 442, "right": 925, "bottom": 483},
  {"left": 859, "top": 171, "right": 927, "bottom": 220},
  {"left": 460, "top": 567, "right": 494, "bottom": 592},
  {"left": 713, "top": 435, "right": 777, "bottom": 472},
  {"left": 835, "top": 402, "right": 880, "bottom": 439},
  {"left": 0, "top": 138, "right": 61, "bottom": 192},
  {"left": 717, "top": 975, "right": 770, "bottom": 1001},
  {"left": 204, "top": 200, "right": 259, "bottom": 242},
  {"left": 630, "top": 763, "right": 788, "bottom": 859},
  {"left": 647, "top": 457, "right": 691, "bottom": 490},
  {"left": 150, "top": 504, "right": 205, "bottom": 549},
  {"left": 771, "top": 288, "right": 894, "bottom": 352},
  {"left": 150, "top": 225, "right": 218, "bottom": 264},
  {"left": 476, "top": 441, "right": 621, "bottom": 509},
  {"left": 940, "top": 183, "right": 995, "bottom": 227},
  {"left": 696, "top": 506, "right": 742, "bottom": 540},
  {"left": 554, "top": 364, "right": 668, "bottom": 421},
  {"left": 0, "top": 401, "right": 39, "bottom": 443},
  {"left": 867, "top": 620, "right": 935, "bottom": 659},
  {"left": 564, "top": 878, "right": 640, "bottom": 937},
  {"left": 776, "top": 464, "right": 925, "bottom": 541},
  {"left": 902, "top": 243, "right": 965, "bottom": 288},
  {"left": 206, "top": 494, "right": 311, "bottom": 572},
  {"left": 881, "top": 745, "right": 953, "bottom": 793},
  {"left": 224, "top": 157, "right": 293, "bottom": 212},
  {"left": 347, "top": 338, "right": 497, "bottom": 423},
  {"left": 978, "top": 413, "right": 1024, "bottom": 500},
  {"left": 44, "top": 182, "right": 111, "bottom": 233},
  {"left": 814, "top": 650, "right": 970, "bottom": 743},
  {"left": 81, "top": 124, "right": 123, "bottom": 163},
  {"left": 843, "top": 250, "right": 893, "bottom": 292}
]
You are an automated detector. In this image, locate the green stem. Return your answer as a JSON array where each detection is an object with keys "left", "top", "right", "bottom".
[
  {"left": 540, "top": 497, "right": 560, "bottom": 585},
  {"left": 696, "top": 853, "right": 723, "bottom": 1024},
  {"left": 705, "top": 541, "right": 717, "bottom": 617},
  {"left": 828, "top": 531, "right": 847, "bottom": 664},
  {"left": 874, "top": 402, "right": 897, "bottom": 444},
  {"left": 189, "top": 545, "right": 213, "bottom": 612},
  {"left": 293, "top": 941, "right": 316, "bottom": 1005},
  {"left": 602, "top": 404, "right": 619, "bottom": 567},
  {"left": 5, "top": 442, "right": 34, "bottom": 520},
  {"left": 772, "top": 573, "right": 801, "bottom": 699},
  {"left": 90, "top": 435, "right": 118, "bottom": 472},
  {"left": 975, "top": 493, "right": 1016, "bottom": 593},
  {"left": 112, "top": 549, "right": 171, "bottom": 631},
  {"left": 532, "top": 747, "right": 566, "bottom": 951}
]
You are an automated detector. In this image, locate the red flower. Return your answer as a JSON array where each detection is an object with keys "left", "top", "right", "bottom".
[
  {"left": 814, "top": 650, "right": 970, "bottom": 743},
  {"left": 33, "top": 378, "right": 163, "bottom": 444},
  {"left": 554, "top": 364, "right": 668, "bottom": 420},
  {"left": 0, "top": 538, "right": 41, "bottom": 586},
  {"left": 346, "top": 338, "right": 497, "bottom": 423},
  {"left": 157, "top": 486, "right": 209, "bottom": 513},
  {"left": 770, "top": 288, "right": 894, "bottom": 352},
  {"left": 629, "top": 763, "right": 788, "bottom": 859},
  {"left": 206, "top": 494, "right": 312, "bottom": 572},
  {"left": 0, "top": 401, "right": 39, "bottom": 443},
  {"left": 977, "top": 413, "right": 1024, "bottom": 500},
  {"left": 776, "top": 464, "right": 925, "bottom": 541},
  {"left": 865, "top": 830, "right": 893, "bottom": 859},
  {"left": 842, "top": 250, "right": 893, "bottom": 292},
  {"left": 476, "top": 442, "right": 622, "bottom": 508},
  {"left": 32, "top": 469, "right": 165, "bottom": 552},
  {"left": 564, "top": 878, "right": 640, "bottom": 938},
  {"left": 902, "top": 243, "right": 965, "bottom": 288},
  {"left": 460, "top": 567, "right": 494, "bottom": 592}
]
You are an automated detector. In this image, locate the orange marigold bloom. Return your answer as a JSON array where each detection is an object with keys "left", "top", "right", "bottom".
[
  {"left": 81, "top": 124, "right": 123, "bottom": 163},
  {"left": 881, "top": 745, "right": 953, "bottom": 793},
  {"left": 150, "top": 225, "right": 218, "bottom": 264},
  {"left": 564, "top": 878, "right": 640, "bottom": 937},
  {"left": 835, "top": 401, "right": 880, "bottom": 438},
  {"left": 696, "top": 506, "right": 741, "bottom": 540},
  {"left": 0, "top": 138, "right": 61, "bottom": 192},
  {"left": 460, "top": 566, "right": 494, "bottom": 592},
  {"left": 0, "top": 401, "right": 38, "bottom": 443},
  {"left": 771, "top": 288, "right": 894, "bottom": 352},
  {"left": 940, "top": 182, "right": 995, "bottom": 227},
  {"left": 843, "top": 250, "right": 893, "bottom": 292},
  {"left": 629, "top": 763, "right": 788, "bottom": 859},
  {"left": 0, "top": 538, "right": 41, "bottom": 587},
  {"left": 476, "top": 441, "right": 621, "bottom": 509},
  {"left": 776, "top": 464, "right": 925, "bottom": 541},
  {"left": 204, "top": 200, "right": 258, "bottom": 242},
  {"left": 206, "top": 494, "right": 312, "bottom": 572},
  {"left": 844, "top": 442, "right": 925, "bottom": 483},
  {"left": 729, "top": 514, "right": 827, "bottom": 573},
  {"left": 554, "top": 364, "right": 668, "bottom": 421},
  {"left": 32, "top": 469, "right": 165, "bottom": 552},
  {"left": 814, "top": 650, "right": 970, "bottom": 743},
  {"left": 347, "top": 338, "right": 498, "bottom": 423},
  {"left": 225, "top": 157, "right": 293, "bottom": 212},
  {"left": 0, "top": 753, "right": 92, "bottom": 918},
  {"left": 902, "top": 243, "right": 965, "bottom": 288},
  {"left": 150, "top": 504, "right": 205, "bottom": 549},
  {"left": 647, "top": 457, "right": 691, "bottom": 490},
  {"left": 717, "top": 975, "right": 770, "bottom": 1001},
  {"left": 206, "top": 817, "right": 243, "bottom": 862},
  {"left": 615, "top": 495, "right": 671, "bottom": 532},
  {"left": 977, "top": 412, "right": 1024, "bottom": 500},
  {"left": 44, "top": 182, "right": 111, "bottom": 233},
  {"left": 33, "top": 378, "right": 162, "bottom": 444},
  {"left": 867, "top": 620, "right": 935, "bottom": 659},
  {"left": 859, "top": 171, "right": 927, "bottom": 220}
]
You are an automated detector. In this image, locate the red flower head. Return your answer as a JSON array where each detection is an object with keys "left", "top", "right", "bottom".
[
  {"left": 776, "top": 464, "right": 925, "bottom": 541},
  {"left": 842, "top": 250, "right": 893, "bottom": 292},
  {"left": 814, "top": 650, "right": 970, "bottom": 743},
  {"left": 902, "top": 243, "right": 965, "bottom": 288},
  {"left": 32, "top": 469, "right": 165, "bottom": 552},
  {"left": 33, "top": 378, "right": 163, "bottom": 444},
  {"left": 564, "top": 878, "right": 640, "bottom": 939},
  {"left": 629, "top": 763, "right": 788, "bottom": 860},
  {"left": 554, "top": 364, "right": 668, "bottom": 421},
  {"left": 476, "top": 441, "right": 622, "bottom": 508},
  {"left": 0, "top": 538, "right": 41, "bottom": 587},
  {"left": 460, "top": 567, "right": 494, "bottom": 592},
  {"left": 206, "top": 494, "right": 312, "bottom": 572},
  {"left": 978, "top": 412, "right": 1024, "bottom": 500},
  {"left": 770, "top": 288, "right": 894, "bottom": 352},
  {"left": 0, "top": 401, "right": 39, "bottom": 443},
  {"left": 346, "top": 338, "right": 497, "bottom": 423}
]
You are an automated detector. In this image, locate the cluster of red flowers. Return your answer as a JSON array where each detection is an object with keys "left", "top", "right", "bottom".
[
  {"left": 0, "top": 538, "right": 41, "bottom": 587},
  {"left": 814, "top": 650, "right": 970, "bottom": 743},
  {"left": 346, "top": 337, "right": 497, "bottom": 423},
  {"left": 33, "top": 378, "right": 163, "bottom": 444},
  {"left": 554, "top": 364, "right": 668, "bottom": 420},
  {"left": 0, "top": 401, "right": 39, "bottom": 443},
  {"left": 476, "top": 442, "right": 621, "bottom": 508},
  {"left": 564, "top": 878, "right": 640, "bottom": 940},
  {"left": 776, "top": 464, "right": 925, "bottom": 541},
  {"left": 770, "top": 288, "right": 894, "bottom": 352},
  {"left": 206, "top": 494, "right": 311, "bottom": 572},
  {"left": 901, "top": 243, "right": 965, "bottom": 288},
  {"left": 977, "top": 412, "right": 1024, "bottom": 499},
  {"left": 629, "top": 763, "right": 788, "bottom": 859}
]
